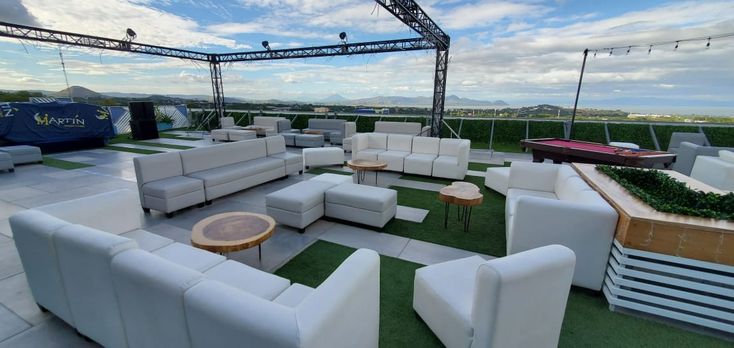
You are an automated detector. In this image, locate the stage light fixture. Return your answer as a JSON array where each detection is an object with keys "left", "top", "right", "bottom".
[{"left": 262, "top": 41, "right": 271, "bottom": 50}]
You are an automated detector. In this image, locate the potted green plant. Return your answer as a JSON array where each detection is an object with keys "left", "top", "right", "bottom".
[{"left": 155, "top": 107, "right": 174, "bottom": 130}]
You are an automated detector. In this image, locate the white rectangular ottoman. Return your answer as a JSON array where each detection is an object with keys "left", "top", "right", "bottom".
[
  {"left": 0, "top": 145, "right": 42, "bottom": 164},
  {"left": 303, "top": 147, "right": 345, "bottom": 169},
  {"left": 325, "top": 183, "right": 397, "bottom": 228},
  {"left": 210, "top": 129, "right": 229, "bottom": 142},
  {"left": 265, "top": 179, "right": 337, "bottom": 230},
  {"left": 0, "top": 152, "right": 14, "bottom": 172},
  {"left": 309, "top": 173, "right": 352, "bottom": 185}
]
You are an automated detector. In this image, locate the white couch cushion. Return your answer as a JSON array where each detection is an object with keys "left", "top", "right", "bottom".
[
  {"left": 367, "top": 133, "right": 387, "bottom": 150},
  {"left": 53, "top": 224, "right": 137, "bottom": 347},
  {"left": 404, "top": 153, "right": 436, "bottom": 176},
  {"left": 187, "top": 157, "right": 282, "bottom": 187},
  {"left": 133, "top": 151, "right": 183, "bottom": 185},
  {"left": 354, "top": 148, "right": 384, "bottom": 161},
  {"left": 412, "top": 136, "right": 439, "bottom": 155},
  {"left": 143, "top": 176, "right": 204, "bottom": 199},
  {"left": 204, "top": 260, "right": 290, "bottom": 301},
  {"left": 180, "top": 139, "right": 267, "bottom": 175},
  {"left": 414, "top": 255, "right": 485, "bottom": 348},
  {"left": 266, "top": 180, "right": 336, "bottom": 212},
  {"left": 310, "top": 173, "right": 352, "bottom": 185},
  {"left": 439, "top": 138, "right": 463, "bottom": 156},
  {"left": 378, "top": 150, "right": 410, "bottom": 171},
  {"left": 508, "top": 162, "right": 560, "bottom": 193},
  {"left": 265, "top": 135, "right": 287, "bottom": 155},
  {"left": 153, "top": 242, "right": 225, "bottom": 272},
  {"left": 273, "top": 283, "right": 314, "bottom": 307},
  {"left": 112, "top": 249, "right": 204, "bottom": 348},
  {"left": 387, "top": 134, "right": 413, "bottom": 152}
]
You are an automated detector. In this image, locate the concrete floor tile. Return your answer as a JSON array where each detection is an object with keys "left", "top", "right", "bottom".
[
  {"left": 391, "top": 179, "right": 445, "bottom": 192},
  {"left": 41, "top": 170, "right": 88, "bottom": 180},
  {"left": 12, "top": 187, "right": 100, "bottom": 209},
  {"left": 0, "top": 304, "right": 30, "bottom": 343},
  {"left": 0, "top": 187, "right": 48, "bottom": 203},
  {"left": 0, "top": 273, "right": 51, "bottom": 326},
  {"left": 0, "top": 202, "right": 24, "bottom": 221},
  {"left": 0, "top": 219, "right": 11, "bottom": 238},
  {"left": 0, "top": 237, "right": 23, "bottom": 281},
  {"left": 398, "top": 239, "right": 493, "bottom": 266},
  {"left": 143, "top": 223, "right": 192, "bottom": 245},
  {"left": 0, "top": 316, "right": 98, "bottom": 348},
  {"left": 28, "top": 174, "right": 116, "bottom": 193},
  {"left": 395, "top": 205, "right": 429, "bottom": 223},
  {"left": 319, "top": 224, "right": 410, "bottom": 258}
]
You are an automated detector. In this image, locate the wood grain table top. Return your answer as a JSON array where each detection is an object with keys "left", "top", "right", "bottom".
[
  {"left": 191, "top": 212, "right": 276, "bottom": 253},
  {"left": 439, "top": 182, "right": 484, "bottom": 206},
  {"left": 347, "top": 159, "right": 388, "bottom": 171}
]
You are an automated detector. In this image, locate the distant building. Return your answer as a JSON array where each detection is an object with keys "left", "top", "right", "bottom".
[
  {"left": 314, "top": 107, "right": 330, "bottom": 113},
  {"left": 355, "top": 108, "right": 375, "bottom": 114}
]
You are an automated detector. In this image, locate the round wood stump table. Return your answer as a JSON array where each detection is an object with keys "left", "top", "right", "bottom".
[
  {"left": 191, "top": 212, "right": 275, "bottom": 260},
  {"left": 438, "top": 182, "right": 484, "bottom": 232},
  {"left": 347, "top": 159, "right": 387, "bottom": 185}
]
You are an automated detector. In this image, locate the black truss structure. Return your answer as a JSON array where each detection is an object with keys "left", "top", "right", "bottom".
[{"left": 0, "top": 0, "right": 450, "bottom": 136}]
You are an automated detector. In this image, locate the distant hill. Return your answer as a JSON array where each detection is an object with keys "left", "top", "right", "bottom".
[
  {"left": 342, "top": 94, "right": 507, "bottom": 107},
  {"left": 321, "top": 94, "right": 349, "bottom": 103},
  {"left": 53, "top": 86, "right": 103, "bottom": 99}
]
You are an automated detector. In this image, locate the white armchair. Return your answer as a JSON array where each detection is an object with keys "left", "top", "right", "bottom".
[
  {"left": 432, "top": 138, "right": 470, "bottom": 180},
  {"left": 505, "top": 162, "right": 618, "bottom": 290},
  {"left": 413, "top": 245, "right": 576, "bottom": 348},
  {"left": 690, "top": 150, "right": 734, "bottom": 191}
]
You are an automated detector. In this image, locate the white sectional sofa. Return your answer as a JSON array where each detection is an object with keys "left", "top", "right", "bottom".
[
  {"left": 302, "top": 119, "right": 349, "bottom": 144},
  {"left": 505, "top": 162, "right": 618, "bottom": 290},
  {"left": 10, "top": 189, "right": 380, "bottom": 348},
  {"left": 211, "top": 117, "right": 256, "bottom": 142},
  {"left": 343, "top": 121, "right": 430, "bottom": 152},
  {"left": 134, "top": 136, "right": 302, "bottom": 217},
  {"left": 352, "top": 133, "right": 470, "bottom": 179},
  {"left": 690, "top": 150, "right": 734, "bottom": 191}
]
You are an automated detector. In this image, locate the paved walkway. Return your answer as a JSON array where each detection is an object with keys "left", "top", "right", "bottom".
[{"left": 0, "top": 141, "right": 526, "bottom": 347}]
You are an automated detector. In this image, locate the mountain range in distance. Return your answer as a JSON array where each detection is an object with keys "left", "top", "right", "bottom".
[{"left": 43, "top": 86, "right": 509, "bottom": 108}]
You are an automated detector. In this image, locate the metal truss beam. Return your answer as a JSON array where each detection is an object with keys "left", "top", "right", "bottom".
[
  {"left": 431, "top": 48, "right": 449, "bottom": 137},
  {"left": 0, "top": 21, "right": 210, "bottom": 61},
  {"left": 217, "top": 38, "right": 434, "bottom": 62},
  {"left": 209, "top": 58, "right": 225, "bottom": 125},
  {"left": 374, "top": 0, "right": 449, "bottom": 49}
]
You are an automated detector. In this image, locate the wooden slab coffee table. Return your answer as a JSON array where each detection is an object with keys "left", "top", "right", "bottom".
[
  {"left": 439, "top": 182, "right": 483, "bottom": 232},
  {"left": 347, "top": 159, "right": 387, "bottom": 185},
  {"left": 191, "top": 212, "right": 275, "bottom": 260}
]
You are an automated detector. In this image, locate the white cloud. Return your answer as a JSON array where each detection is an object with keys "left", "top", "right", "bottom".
[{"left": 436, "top": 1, "right": 551, "bottom": 30}]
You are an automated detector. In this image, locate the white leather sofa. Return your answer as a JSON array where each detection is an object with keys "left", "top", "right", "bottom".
[
  {"left": 245, "top": 116, "right": 285, "bottom": 136},
  {"left": 134, "top": 136, "right": 302, "bottom": 217},
  {"left": 211, "top": 117, "right": 256, "bottom": 142},
  {"left": 505, "top": 162, "right": 618, "bottom": 290},
  {"left": 673, "top": 141, "right": 734, "bottom": 176},
  {"left": 690, "top": 150, "right": 734, "bottom": 191},
  {"left": 302, "top": 119, "right": 349, "bottom": 144},
  {"left": 352, "top": 133, "right": 470, "bottom": 179},
  {"left": 413, "top": 245, "right": 575, "bottom": 348},
  {"left": 343, "top": 121, "right": 429, "bottom": 152},
  {"left": 11, "top": 189, "right": 380, "bottom": 348}
]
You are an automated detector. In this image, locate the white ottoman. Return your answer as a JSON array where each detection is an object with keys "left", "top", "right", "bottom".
[
  {"left": 265, "top": 180, "right": 337, "bottom": 230},
  {"left": 310, "top": 173, "right": 352, "bottom": 185},
  {"left": 227, "top": 129, "right": 257, "bottom": 141},
  {"left": 325, "top": 183, "right": 397, "bottom": 229},
  {"left": 0, "top": 145, "right": 42, "bottom": 164},
  {"left": 0, "top": 152, "right": 14, "bottom": 172},
  {"left": 210, "top": 129, "right": 229, "bottom": 142},
  {"left": 609, "top": 141, "right": 639, "bottom": 149},
  {"left": 484, "top": 167, "right": 510, "bottom": 195},
  {"left": 303, "top": 147, "right": 345, "bottom": 169}
]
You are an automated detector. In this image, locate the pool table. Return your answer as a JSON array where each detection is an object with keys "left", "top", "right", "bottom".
[{"left": 520, "top": 138, "right": 676, "bottom": 168}]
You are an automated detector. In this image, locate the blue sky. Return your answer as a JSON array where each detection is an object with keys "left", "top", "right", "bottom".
[{"left": 1, "top": 0, "right": 733, "bottom": 115}]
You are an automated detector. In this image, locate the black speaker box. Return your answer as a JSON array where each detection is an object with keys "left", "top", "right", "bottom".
[
  {"left": 129, "top": 101, "right": 155, "bottom": 121},
  {"left": 129, "top": 119, "right": 159, "bottom": 140}
]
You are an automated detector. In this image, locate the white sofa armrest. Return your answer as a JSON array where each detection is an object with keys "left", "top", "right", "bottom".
[
  {"left": 343, "top": 122, "right": 357, "bottom": 138},
  {"left": 509, "top": 196, "right": 617, "bottom": 290},
  {"left": 297, "top": 249, "right": 380, "bottom": 348},
  {"left": 457, "top": 140, "right": 470, "bottom": 174}
]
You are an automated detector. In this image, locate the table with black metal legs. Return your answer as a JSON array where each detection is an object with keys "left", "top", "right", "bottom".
[
  {"left": 347, "top": 159, "right": 387, "bottom": 186},
  {"left": 438, "top": 182, "right": 483, "bottom": 232}
]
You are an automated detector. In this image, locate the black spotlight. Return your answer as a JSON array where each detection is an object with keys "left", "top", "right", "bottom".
[
  {"left": 125, "top": 28, "right": 137, "bottom": 41},
  {"left": 262, "top": 41, "right": 271, "bottom": 50},
  {"left": 339, "top": 32, "right": 347, "bottom": 43}
]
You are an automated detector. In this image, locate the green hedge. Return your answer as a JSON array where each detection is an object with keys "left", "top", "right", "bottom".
[
  {"left": 529, "top": 121, "right": 564, "bottom": 139},
  {"left": 653, "top": 125, "right": 700, "bottom": 150},
  {"left": 459, "top": 119, "right": 492, "bottom": 145},
  {"left": 607, "top": 123, "right": 655, "bottom": 149},
  {"left": 490, "top": 120, "right": 526, "bottom": 151},
  {"left": 572, "top": 123, "right": 606, "bottom": 143},
  {"left": 440, "top": 119, "right": 462, "bottom": 138},
  {"left": 703, "top": 127, "right": 734, "bottom": 147}
]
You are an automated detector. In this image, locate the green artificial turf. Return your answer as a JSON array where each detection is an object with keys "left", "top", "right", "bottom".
[
  {"left": 276, "top": 240, "right": 731, "bottom": 348},
  {"left": 42, "top": 156, "right": 94, "bottom": 170},
  {"left": 305, "top": 166, "right": 351, "bottom": 175},
  {"left": 387, "top": 175, "right": 506, "bottom": 257},
  {"left": 109, "top": 136, "right": 193, "bottom": 150},
  {"left": 158, "top": 132, "right": 203, "bottom": 141},
  {"left": 467, "top": 161, "right": 510, "bottom": 172},
  {"left": 103, "top": 145, "right": 163, "bottom": 155}
]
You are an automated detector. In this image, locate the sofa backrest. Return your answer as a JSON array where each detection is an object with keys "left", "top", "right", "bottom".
[
  {"left": 412, "top": 136, "right": 440, "bottom": 155},
  {"left": 53, "top": 224, "right": 137, "bottom": 347},
  {"left": 254, "top": 116, "right": 284, "bottom": 130},
  {"left": 344, "top": 122, "right": 357, "bottom": 138},
  {"left": 221, "top": 117, "right": 235, "bottom": 128},
  {"left": 308, "top": 119, "right": 345, "bottom": 131},
  {"left": 265, "top": 135, "right": 287, "bottom": 155},
  {"left": 35, "top": 189, "right": 143, "bottom": 235},
  {"left": 134, "top": 151, "right": 183, "bottom": 186},
  {"left": 553, "top": 165, "right": 579, "bottom": 195},
  {"left": 185, "top": 280, "right": 301, "bottom": 348},
  {"left": 668, "top": 132, "right": 708, "bottom": 153},
  {"left": 438, "top": 138, "right": 470, "bottom": 159},
  {"left": 672, "top": 141, "right": 734, "bottom": 176},
  {"left": 367, "top": 133, "right": 388, "bottom": 150},
  {"left": 374, "top": 121, "right": 422, "bottom": 135},
  {"left": 296, "top": 249, "right": 380, "bottom": 348},
  {"left": 720, "top": 150, "right": 734, "bottom": 163},
  {"left": 180, "top": 139, "right": 267, "bottom": 174},
  {"left": 508, "top": 162, "right": 560, "bottom": 193},
  {"left": 472, "top": 245, "right": 575, "bottom": 348},
  {"left": 9, "top": 210, "right": 75, "bottom": 326},
  {"left": 555, "top": 176, "right": 593, "bottom": 202},
  {"left": 387, "top": 134, "right": 413, "bottom": 152},
  {"left": 112, "top": 249, "right": 204, "bottom": 348},
  {"left": 276, "top": 119, "right": 292, "bottom": 133}
]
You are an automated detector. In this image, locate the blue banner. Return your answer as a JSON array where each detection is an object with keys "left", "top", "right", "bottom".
[{"left": 0, "top": 102, "right": 114, "bottom": 144}]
